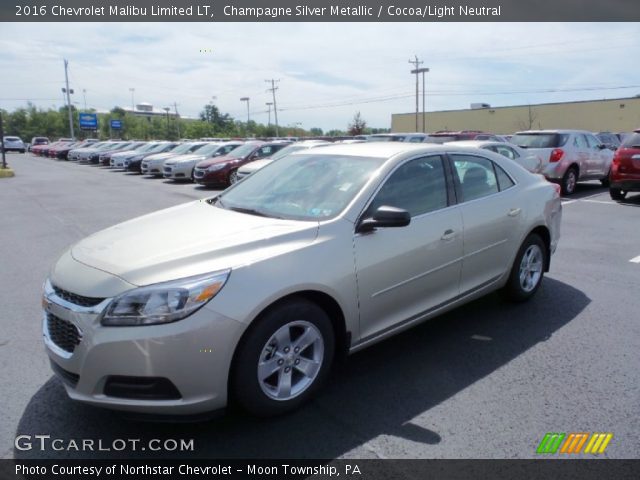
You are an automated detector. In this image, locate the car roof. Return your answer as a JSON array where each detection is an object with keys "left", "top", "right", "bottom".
[
  {"left": 515, "top": 129, "right": 592, "bottom": 134},
  {"left": 299, "top": 142, "right": 453, "bottom": 159}
]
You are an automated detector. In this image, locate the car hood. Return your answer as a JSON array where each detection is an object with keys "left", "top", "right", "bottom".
[
  {"left": 240, "top": 159, "right": 273, "bottom": 172},
  {"left": 196, "top": 154, "right": 241, "bottom": 168},
  {"left": 111, "top": 150, "right": 140, "bottom": 159},
  {"left": 69, "top": 200, "right": 319, "bottom": 287},
  {"left": 165, "top": 153, "right": 207, "bottom": 165},
  {"left": 144, "top": 151, "right": 176, "bottom": 162}
]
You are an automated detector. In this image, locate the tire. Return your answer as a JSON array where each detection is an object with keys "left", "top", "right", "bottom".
[
  {"left": 560, "top": 167, "right": 578, "bottom": 196},
  {"left": 610, "top": 188, "right": 627, "bottom": 201},
  {"left": 228, "top": 169, "right": 238, "bottom": 185},
  {"left": 231, "top": 298, "right": 335, "bottom": 417},
  {"left": 600, "top": 168, "right": 611, "bottom": 187},
  {"left": 504, "top": 233, "right": 547, "bottom": 302}
]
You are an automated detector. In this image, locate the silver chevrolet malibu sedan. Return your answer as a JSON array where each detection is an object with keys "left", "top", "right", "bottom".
[{"left": 43, "top": 143, "right": 561, "bottom": 417}]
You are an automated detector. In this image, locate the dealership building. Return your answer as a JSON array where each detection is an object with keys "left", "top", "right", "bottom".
[{"left": 391, "top": 96, "right": 640, "bottom": 134}]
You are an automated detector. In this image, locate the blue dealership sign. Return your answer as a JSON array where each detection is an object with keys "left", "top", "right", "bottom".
[
  {"left": 110, "top": 119, "right": 123, "bottom": 130},
  {"left": 78, "top": 113, "right": 98, "bottom": 130}
]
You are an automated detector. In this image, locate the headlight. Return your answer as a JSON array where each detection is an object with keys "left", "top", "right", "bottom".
[
  {"left": 207, "top": 163, "right": 226, "bottom": 172},
  {"left": 101, "top": 270, "right": 230, "bottom": 326}
]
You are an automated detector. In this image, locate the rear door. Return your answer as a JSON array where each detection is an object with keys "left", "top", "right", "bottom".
[{"left": 450, "top": 153, "right": 523, "bottom": 294}]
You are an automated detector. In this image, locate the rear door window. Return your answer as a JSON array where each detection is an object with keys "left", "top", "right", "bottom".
[{"left": 451, "top": 155, "right": 499, "bottom": 202}]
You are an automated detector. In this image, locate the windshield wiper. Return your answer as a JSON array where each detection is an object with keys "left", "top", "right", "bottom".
[{"left": 228, "top": 206, "right": 272, "bottom": 218}]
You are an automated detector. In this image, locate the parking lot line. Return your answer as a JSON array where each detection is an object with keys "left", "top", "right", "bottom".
[
  {"left": 630, "top": 255, "right": 640, "bottom": 264},
  {"left": 582, "top": 199, "right": 616, "bottom": 205}
]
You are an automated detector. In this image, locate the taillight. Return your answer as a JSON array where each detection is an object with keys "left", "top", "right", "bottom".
[
  {"left": 611, "top": 151, "right": 621, "bottom": 174},
  {"left": 549, "top": 148, "right": 564, "bottom": 163}
]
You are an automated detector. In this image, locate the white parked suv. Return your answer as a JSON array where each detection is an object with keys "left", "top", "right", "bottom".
[{"left": 510, "top": 130, "right": 613, "bottom": 195}]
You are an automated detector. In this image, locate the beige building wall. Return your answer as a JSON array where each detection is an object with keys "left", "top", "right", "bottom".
[{"left": 391, "top": 97, "right": 640, "bottom": 134}]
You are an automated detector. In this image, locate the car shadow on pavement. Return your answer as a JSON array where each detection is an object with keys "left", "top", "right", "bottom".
[
  {"left": 14, "top": 278, "right": 589, "bottom": 460},
  {"left": 562, "top": 182, "right": 607, "bottom": 200}
]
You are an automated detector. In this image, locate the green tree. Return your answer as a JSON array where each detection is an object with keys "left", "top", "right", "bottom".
[{"left": 348, "top": 112, "right": 366, "bottom": 136}]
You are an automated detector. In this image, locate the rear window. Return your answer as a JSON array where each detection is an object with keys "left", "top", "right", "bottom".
[
  {"left": 4, "top": 137, "right": 20, "bottom": 142},
  {"left": 621, "top": 133, "right": 640, "bottom": 148},
  {"left": 511, "top": 133, "right": 569, "bottom": 149}
]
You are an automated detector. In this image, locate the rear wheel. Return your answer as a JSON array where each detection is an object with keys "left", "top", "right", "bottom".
[
  {"left": 229, "top": 169, "right": 238, "bottom": 185},
  {"left": 232, "top": 298, "right": 335, "bottom": 417},
  {"left": 610, "top": 188, "right": 627, "bottom": 201},
  {"left": 561, "top": 167, "right": 578, "bottom": 196},
  {"left": 504, "top": 233, "right": 547, "bottom": 302}
]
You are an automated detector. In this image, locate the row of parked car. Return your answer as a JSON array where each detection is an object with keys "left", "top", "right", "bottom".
[{"left": 19, "top": 127, "right": 640, "bottom": 198}]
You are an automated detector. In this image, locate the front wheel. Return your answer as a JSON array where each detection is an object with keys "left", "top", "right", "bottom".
[
  {"left": 228, "top": 169, "right": 238, "bottom": 185},
  {"left": 610, "top": 188, "right": 627, "bottom": 201},
  {"left": 231, "top": 299, "right": 335, "bottom": 417},
  {"left": 561, "top": 167, "right": 578, "bottom": 196},
  {"left": 504, "top": 233, "right": 547, "bottom": 302}
]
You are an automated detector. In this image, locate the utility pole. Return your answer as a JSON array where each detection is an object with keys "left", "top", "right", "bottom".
[
  {"left": 173, "top": 102, "right": 181, "bottom": 138},
  {"left": 266, "top": 79, "right": 280, "bottom": 137},
  {"left": 266, "top": 102, "right": 273, "bottom": 127},
  {"left": 409, "top": 56, "right": 423, "bottom": 132},
  {"left": 63, "top": 59, "right": 75, "bottom": 138},
  {"left": 411, "top": 67, "right": 429, "bottom": 133}
]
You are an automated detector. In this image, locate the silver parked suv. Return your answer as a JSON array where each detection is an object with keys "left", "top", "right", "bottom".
[{"left": 510, "top": 130, "right": 613, "bottom": 195}]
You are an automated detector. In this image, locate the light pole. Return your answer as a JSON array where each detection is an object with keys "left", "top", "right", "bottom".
[
  {"left": 129, "top": 88, "right": 135, "bottom": 112},
  {"left": 266, "top": 102, "right": 273, "bottom": 127},
  {"left": 163, "top": 107, "right": 170, "bottom": 137},
  {"left": 63, "top": 59, "right": 74, "bottom": 138},
  {"left": 411, "top": 67, "right": 429, "bottom": 133},
  {"left": 240, "top": 97, "right": 250, "bottom": 123},
  {"left": 82, "top": 89, "right": 87, "bottom": 111},
  {"left": 0, "top": 110, "right": 6, "bottom": 169}
]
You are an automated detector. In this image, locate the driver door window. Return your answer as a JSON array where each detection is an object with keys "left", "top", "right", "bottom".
[{"left": 368, "top": 155, "right": 448, "bottom": 217}]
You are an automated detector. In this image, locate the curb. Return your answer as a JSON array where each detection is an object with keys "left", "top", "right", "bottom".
[{"left": 0, "top": 168, "right": 15, "bottom": 178}]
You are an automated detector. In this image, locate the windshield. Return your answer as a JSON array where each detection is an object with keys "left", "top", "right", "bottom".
[
  {"left": 96, "top": 142, "right": 121, "bottom": 150},
  {"left": 146, "top": 142, "right": 173, "bottom": 153},
  {"left": 217, "top": 153, "right": 386, "bottom": 221},
  {"left": 621, "top": 133, "right": 640, "bottom": 148},
  {"left": 222, "top": 142, "right": 259, "bottom": 158},
  {"left": 511, "top": 133, "right": 569, "bottom": 148},
  {"left": 169, "top": 142, "right": 207, "bottom": 155},
  {"left": 130, "top": 142, "right": 157, "bottom": 153},
  {"left": 267, "top": 144, "right": 311, "bottom": 161},
  {"left": 192, "top": 143, "right": 223, "bottom": 156}
]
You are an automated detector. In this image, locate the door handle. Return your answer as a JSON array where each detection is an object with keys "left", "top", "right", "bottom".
[
  {"left": 508, "top": 208, "right": 521, "bottom": 217},
  {"left": 441, "top": 229, "right": 455, "bottom": 241}
]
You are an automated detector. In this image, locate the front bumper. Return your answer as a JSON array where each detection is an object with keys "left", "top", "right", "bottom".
[
  {"left": 42, "top": 280, "right": 246, "bottom": 415},
  {"left": 141, "top": 161, "right": 164, "bottom": 176},
  {"left": 163, "top": 163, "right": 193, "bottom": 180},
  {"left": 193, "top": 167, "right": 228, "bottom": 186},
  {"left": 610, "top": 179, "right": 640, "bottom": 192}
]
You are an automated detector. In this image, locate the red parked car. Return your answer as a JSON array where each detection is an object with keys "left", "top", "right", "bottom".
[
  {"left": 610, "top": 129, "right": 640, "bottom": 201},
  {"left": 193, "top": 141, "right": 290, "bottom": 186}
]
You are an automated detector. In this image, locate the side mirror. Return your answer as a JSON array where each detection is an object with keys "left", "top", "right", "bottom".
[{"left": 357, "top": 206, "right": 411, "bottom": 233}]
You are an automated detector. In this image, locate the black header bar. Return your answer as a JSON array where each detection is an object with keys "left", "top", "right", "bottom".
[{"left": 3, "top": 0, "right": 639, "bottom": 22}]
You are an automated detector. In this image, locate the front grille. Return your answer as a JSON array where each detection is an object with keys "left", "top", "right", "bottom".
[
  {"left": 52, "top": 285, "right": 104, "bottom": 307},
  {"left": 50, "top": 360, "right": 80, "bottom": 387},
  {"left": 104, "top": 376, "right": 181, "bottom": 400},
  {"left": 47, "top": 314, "right": 82, "bottom": 354}
]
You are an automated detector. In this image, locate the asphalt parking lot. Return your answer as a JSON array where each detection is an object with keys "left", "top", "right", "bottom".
[{"left": 1, "top": 152, "right": 639, "bottom": 460}]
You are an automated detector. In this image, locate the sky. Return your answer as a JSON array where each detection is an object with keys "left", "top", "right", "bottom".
[{"left": 0, "top": 22, "right": 639, "bottom": 131}]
